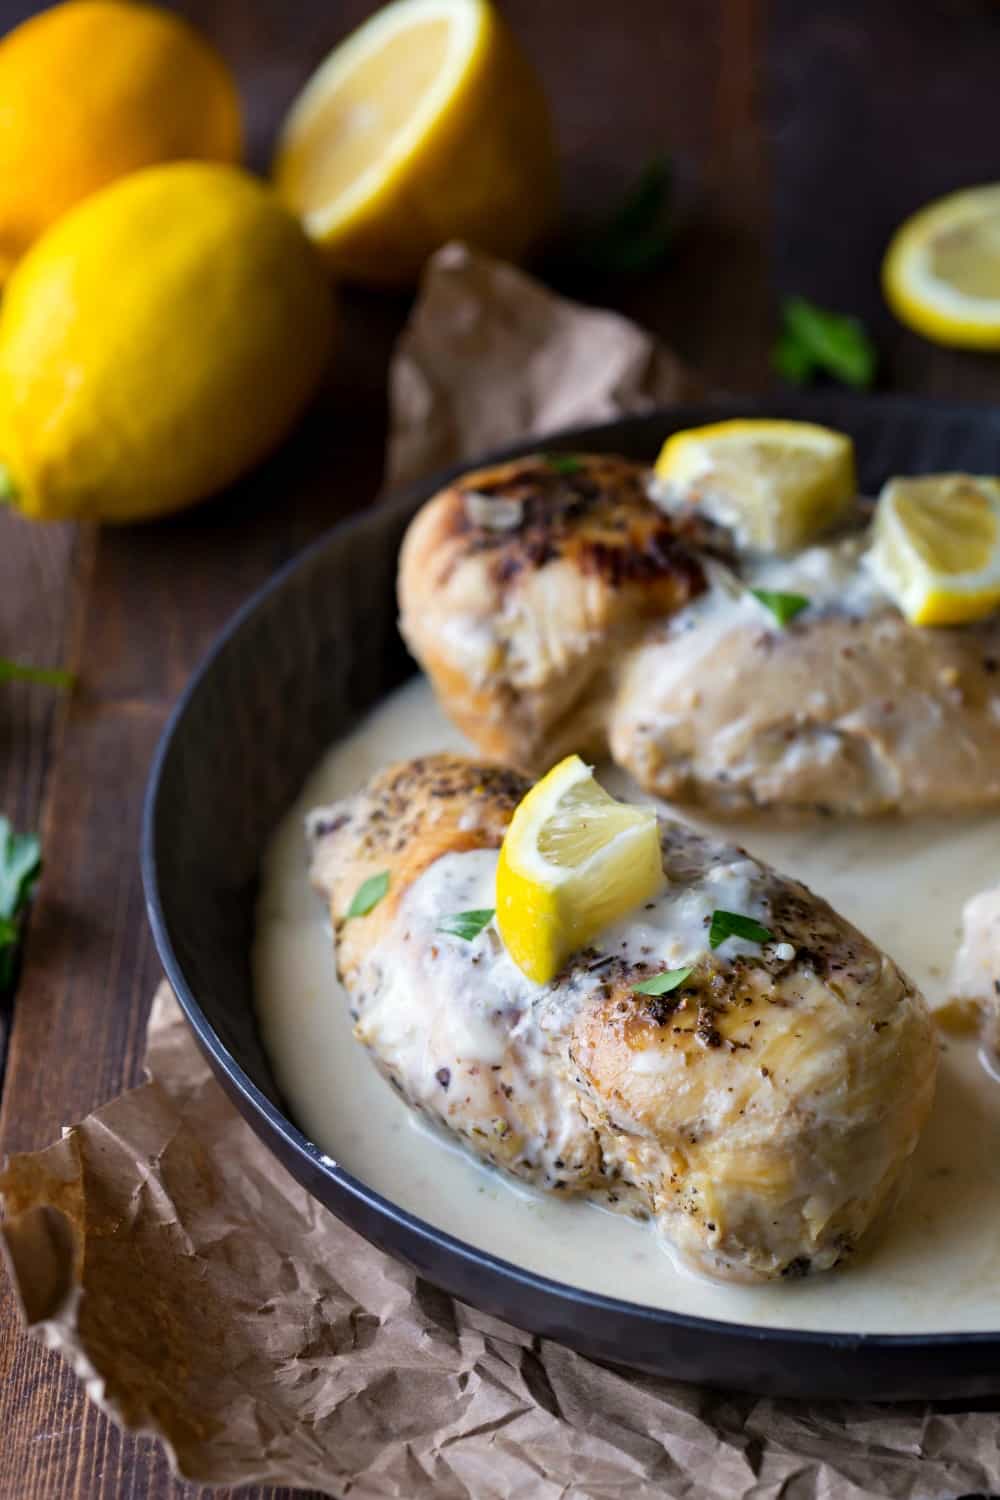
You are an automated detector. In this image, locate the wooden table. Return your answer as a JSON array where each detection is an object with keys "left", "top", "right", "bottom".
[{"left": 1, "top": 1, "right": 999, "bottom": 1495}]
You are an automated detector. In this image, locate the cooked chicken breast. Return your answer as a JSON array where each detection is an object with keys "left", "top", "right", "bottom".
[
  {"left": 611, "top": 570, "right": 1000, "bottom": 817},
  {"left": 398, "top": 458, "right": 1000, "bottom": 817},
  {"left": 397, "top": 453, "right": 726, "bottom": 771},
  {"left": 309, "top": 754, "right": 937, "bottom": 1283}
]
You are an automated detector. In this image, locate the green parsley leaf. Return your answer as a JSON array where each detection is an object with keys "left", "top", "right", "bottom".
[
  {"left": 0, "top": 658, "right": 74, "bottom": 689},
  {"left": 773, "top": 296, "right": 876, "bottom": 390},
  {"left": 571, "top": 156, "right": 673, "bottom": 277},
  {"left": 438, "top": 908, "right": 495, "bottom": 941},
  {"left": 633, "top": 965, "right": 693, "bottom": 996},
  {"left": 346, "top": 870, "right": 389, "bottom": 919},
  {"left": 709, "top": 910, "right": 774, "bottom": 950},
  {"left": 0, "top": 818, "right": 41, "bottom": 995},
  {"left": 750, "top": 589, "right": 810, "bottom": 627},
  {"left": 0, "top": 817, "right": 41, "bottom": 922},
  {"left": 542, "top": 453, "right": 584, "bottom": 475}
]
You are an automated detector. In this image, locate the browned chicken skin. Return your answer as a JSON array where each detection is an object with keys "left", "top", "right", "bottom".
[
  {"left": 398, "top": 453, "right": 1000, "bottom": 816},
  {"left": 398, "top": 453, "right": 727, "bottom": 771}
]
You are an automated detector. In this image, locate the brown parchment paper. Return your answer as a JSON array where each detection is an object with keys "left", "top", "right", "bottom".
[{"left": 3, "top": 244, "right": 1000, "bottom": 1499}]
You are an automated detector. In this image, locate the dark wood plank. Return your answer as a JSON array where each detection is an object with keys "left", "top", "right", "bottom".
[{"left": 0, "top": 512, "right": 77, "bottom": 1101}]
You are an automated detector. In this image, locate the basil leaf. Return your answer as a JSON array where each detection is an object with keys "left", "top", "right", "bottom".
[
  {"left": 709, "top": 910, "right": 774, "bottom": 950},
  {"left": 633, "top": 965, "right": 693, "bottom": 996},
  {"left": 772, "top": 330, "right": 814, "bottom": 386},
  {"left": 773, "top": 296, "right": 876, "bottom": 390},
  {"left": 346, "top": 871, "right": 389, "bottom": 918},
  {"left": 571, "top": 156, "right": 673, "bottom": 276},
  {"left": 0, "top": 658, "right": 74, "bottom": 689},
  {"left": 542, "top": 453, "right": 584, "bottom": 475},
  {"left": 750, "top": 589, "right": 810, "bottom": 627},
  {"left": 438, "top": 908, "right": 495, "bottom": 941},
  {"left": 0, "top": 817, "right": 41, "bottom": 922},
  {"left": 0, "top": 819, "right": 41, "bottom": 996}
]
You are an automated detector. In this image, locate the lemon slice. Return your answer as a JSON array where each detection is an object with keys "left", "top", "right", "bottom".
[
  {"left": 652, "top": 419, "right": 856, "bottom": 553},
  {"left": 883, "top": 185, "right": 1000, "bottom": 349},
  {"left": 868, "top": 474, "right": 1000, "bottom": 625},
  {"left": 496, "top": 755, "right": 664, "bottom": 984},
  {"left": 273, "top": 0, "right": 556, "bottom": 285}
]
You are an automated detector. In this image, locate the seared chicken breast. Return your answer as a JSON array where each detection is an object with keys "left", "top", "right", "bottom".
[
  {"left": 398, "top": 458, "right": 1000, "bottom": 816},
  {"left": 310, "top": 754, "right": 937, "bottom": 1283},
  {"left": 398, "top": 453, "right": 726, "bottom": 771}
]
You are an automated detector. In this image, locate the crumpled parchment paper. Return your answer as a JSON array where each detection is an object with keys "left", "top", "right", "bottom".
[
  {"left": 386, "top": 242, "right": 699, "bottom": 486},
  {"left": 2, "top": 244, "right": 999, "bottom": 1499}
]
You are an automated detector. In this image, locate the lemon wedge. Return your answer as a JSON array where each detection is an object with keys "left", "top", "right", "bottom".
[
  {"left": 868, "top": 474, "right": 1000, "bottom": 626},
  {"left": 496, "top": 755, "right": 664, "bottom": 984},
  {"left": 883, "top": 185, "right": 1000, "bottom": 349},
  {"left": 273, "top": 0, "right": 556, "bottom": 285},
  {"left": 653, "top": 418, "right": 856, "bottom": 553}
]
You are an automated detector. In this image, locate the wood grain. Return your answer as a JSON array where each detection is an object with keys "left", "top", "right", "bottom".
[{"left": 1, "top": 0, "right": 1000, "bottom": 1495}]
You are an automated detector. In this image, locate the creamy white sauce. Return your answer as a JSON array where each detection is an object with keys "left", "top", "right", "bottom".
[
  {"left": 950, "top": 884, "right": 1000, "bottom": 1006},
  {"left": 254, "top": 676, "right": 1000, "bottom": 1335},
  {"left": 745, "top": 534, "right": 887, "bottom": 617}
]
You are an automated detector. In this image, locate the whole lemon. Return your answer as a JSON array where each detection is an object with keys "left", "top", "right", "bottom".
[
  {"left": 0, "top": 162, "right": 334, "bottom": 523},
  {"left": 0, "top": 0, "right": 242, "bottom": 281}
]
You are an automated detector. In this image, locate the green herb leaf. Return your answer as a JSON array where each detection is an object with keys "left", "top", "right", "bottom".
[
  {"left": 542, "top": 453, "right": 584, "bottom": 475},
  {"left": 438, "top": 908, "right": 495, "bottom": 941},
  {"left": 0, "top": 658, "right": 75, "bottom": 689},
  {"left": 633, "top": 965, "right": 693, "bottom": 996},
  {"left": 0, "top": 817, "right": 41, "bottom": 922},
  {"left": 570, "top": 156, "right": 673, "bottom": 277},
  {"left": 773, "top": 296, "right": 876, "bottom": 390},
  {"left": 771, "top": 330, "right": 814, "bottom": 386},
  {"left": 0, "top": 818, "right": 41, "bottom": 996},
  {"left": 709, "top": 910, "right": 774, "bottom": 950},
  {"left": 0, "top": 465, "right": 14, "bottom": 506},
  {"left": 750, "top": 589, "right": 810, "bottom": 627},
  {"left": 346, "top": 870, "right": 389, "bottom": 919},
  {"left": 0, "top": 915, "right": 18, "bottom": 993}
]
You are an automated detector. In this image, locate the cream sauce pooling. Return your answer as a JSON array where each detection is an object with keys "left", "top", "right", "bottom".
[{"left": 254, "top": 675, "right": 1000, "bottom": 1335}]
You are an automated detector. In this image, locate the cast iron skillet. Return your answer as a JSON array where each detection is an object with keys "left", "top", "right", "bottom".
[{"left": 143, "top": 393, "right": 1000, "bottom": 1401}]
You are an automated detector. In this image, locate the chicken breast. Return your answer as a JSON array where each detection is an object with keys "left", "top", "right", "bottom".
[
  {"left": 309, "top": 753, "right": 937, "bottom": 1283},
  {"left": 397, "top": 453, "right": 726, "bottom": 771},
  {"left": 611, "top": 562, "right": 1000, "bottom": 817},
  {"left": 399, "top": 459, "right": 1000, "bottom": 817}
]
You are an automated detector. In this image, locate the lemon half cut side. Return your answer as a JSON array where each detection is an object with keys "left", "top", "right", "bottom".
[
  {"left": 883, "top": 185, "right": 1000, "bottom": 349},
  {"left": 274, "top": 0, "right": 556, "bottom": 284},
  {"left": 496, "top": 755, "right": 665, "bottom": 985},
  {"left": 653, "top": 418, "right": 856, "bottom": 553},
  {"left": 868, "top": 474, "right": 1000, "bottom": 626}
]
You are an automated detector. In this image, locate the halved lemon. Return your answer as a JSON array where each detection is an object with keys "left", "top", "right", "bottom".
[
  {"left": 652, "top": 419, "right": 856, "bottom": 553},
  {"left": 883, "top": 185, "right": 1000, "bottom": 349},
  {"left": 273, "top": 0, "right": 556, "bottom": 285},
  {"left": 868, "top": 474, "right": 1000, "bottom": 626},
  {"left": 496, "top": 755, "right": 664, "bottom": 985}
]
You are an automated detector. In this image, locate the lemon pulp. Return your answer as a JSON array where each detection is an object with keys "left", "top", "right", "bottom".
[
  {"left": 496, "top": 755, "right": 664, "bottom": 985},
  {"left": 274, "top": 0, "right": 556, "bottom": 284},
  {"left": 653, "top": 418, "right": 856, "bottom": 553},
  {"left": 868, "top": 474, "right": 1000, "bottom": 626},
  {"left": 883, "top": 185, "right": 1000, "bottom": 349}
]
